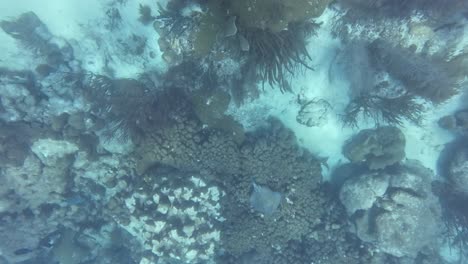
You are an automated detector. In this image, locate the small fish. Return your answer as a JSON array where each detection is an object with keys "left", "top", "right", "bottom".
[
  {"left": 39, "top": 230, "right": 62, "bottom": 248},
  {"left": 14, "top": 248, "right": 33, "bottom": 255},
  {"left": 63, "top": 194, "right": 85, "bottom": 206}
]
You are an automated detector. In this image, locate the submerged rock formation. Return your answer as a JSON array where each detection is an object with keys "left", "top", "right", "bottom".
[
  {"left": 343, "top": 126, "right": 406, "bottom": 170},
  {"left": 339, "top": 160, "right": 442, "bottom": 258}
]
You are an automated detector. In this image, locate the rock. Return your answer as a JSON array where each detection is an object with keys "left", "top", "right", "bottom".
[
  {"left": 389, "top": 159, "right": 433, "bottom": 196},
  {"left": 439, "top": 110, "right": 468, "bottom": 132},
  {"left": 296, "top": 99, "right": 332, "bottom": 127},
  {"left": 343, "top": 126, "right": 406, "bottom": 170},
  {"left": 339, "top": 172, "right": 390, "bottom": 215},
  {"left": 373, "top": 190, "right": 441, "bottom": 257},
  {"left": 0, "top": 215, "right": 58, "bottom": 263},
  {"left": 3, "top": 153, "right": 71, "bottom": 210},
  {"left": 438, "top": 115, "right": 457, "bottom": 130},
  {"left": 31, "top": 138, "right": 79, "bottom": 166},
  {"left": 340, "top": 160, "right": 442, "bottom": 258}
]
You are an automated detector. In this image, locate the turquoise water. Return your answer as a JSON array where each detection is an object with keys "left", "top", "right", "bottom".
[{"left": 0, "top": 1, "right": 467, "bottom": 263}]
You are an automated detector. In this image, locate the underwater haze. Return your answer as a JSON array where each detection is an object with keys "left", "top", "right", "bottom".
[{"left": 1, "top": 0, "right": 468, "bottom": 263}]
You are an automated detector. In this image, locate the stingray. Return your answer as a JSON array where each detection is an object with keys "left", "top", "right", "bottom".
[{"left": 249, "top": 182, "right": 282, "bottom": 216}]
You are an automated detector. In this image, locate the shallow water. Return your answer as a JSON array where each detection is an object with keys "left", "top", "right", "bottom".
[{"left": 0, "top": 1, "right": 467, "bottom": 264}]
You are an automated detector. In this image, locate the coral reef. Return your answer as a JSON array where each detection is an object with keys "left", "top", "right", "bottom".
[
  {"left": 0, "top": 12, "right": 74, "bottom": 66},
  {"left": 332, "top": 3, "right": 468, "bottom": 131},
  {"left": 341, "top": 92, "right": 424, "bottom": 128},
  {"left": 134, "top": 114, "right": 242, "bottom": 176},
  {"left": 219, "top": 118, "right": 324, "bottom": 257},
  {"left": 368, "top": 40, "right": 462, "bottom": 104},
  {"left": 333, "top": 41, "right": 425, "bottom": 128},
  {"left": 190, "top": 88, "right": 245, "bottom": 144},
  {"left": 3, "top": 2, "right": 463, "bottom": 263},
  {"left": 134, "top": 113, "right": 368, "bottom": 263},
  {"left": 228, "top": 0, "right": 331, "bottom": 32},
  {"left": 82, "top": 74, "right": 161, "bottom": 141},
  {"left": 339, "top": 171, "right": 390, "bottom": 215},
  {"left": 117, "top": 168, "right": 224, "bottom": 263},
  {"left": 151, "top": 0, "right": 329, "bottom": 94},
  {"left": 242, "top": 21, "right": 318, "bottom": 93},
  {"left": 338, "top": 0, "right": 468, "bottom": 20},
  {"left": 342, "top": 126, "right": 406, "bottom": 170},
  {"left": 1, "top": 138, "right": 78, "bottom": 212},
  {"left": 339, "top": 160, "right": 442, "bottom": 258}
]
